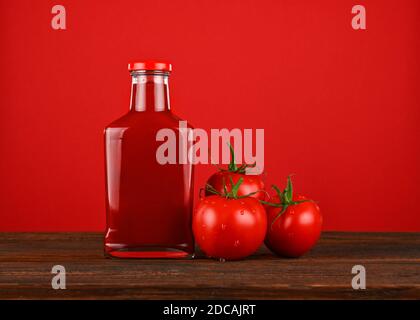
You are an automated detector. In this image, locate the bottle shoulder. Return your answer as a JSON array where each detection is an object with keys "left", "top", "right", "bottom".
[
  {"left": 105, "top": 112, "right": 137, "bottom": 129},
  {"left": 105, "top": 111, "right": 191, "bottom": 132}
]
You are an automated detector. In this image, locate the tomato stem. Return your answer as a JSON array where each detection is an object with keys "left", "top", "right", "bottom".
[
  {"left": 205, "top": 177, "right": 264, "bottom": 200},
  {"left": 260, "top": 175, "right": 312, "bottom": 229},
  {"left": 218, "top": 143, "right": 256, "bottom": 174}
]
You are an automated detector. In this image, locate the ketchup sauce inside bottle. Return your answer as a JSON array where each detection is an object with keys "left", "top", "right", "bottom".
[{"left": 104, "top": 62, "right": 194, "bottom": 258}]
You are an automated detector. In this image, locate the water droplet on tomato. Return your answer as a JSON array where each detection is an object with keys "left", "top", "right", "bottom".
[
  {"left": 221, "top": 224, "right": 227, "bottom": 230},
  {"left": 240, "top": 210, "right": 245, "bottom": 215},
  {"left": 240, "top": 201, "right": 245, "bottom": 205},
  {"left": 219, "top": 258, "right": 226, "bottom": 263},
  {"left": 234, "top": 240, "right": 240, "bottom": 247}
]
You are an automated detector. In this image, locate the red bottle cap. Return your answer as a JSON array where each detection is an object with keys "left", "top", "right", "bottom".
[{"left": 128, "top": 61, "right": 172, "bottom": 72}]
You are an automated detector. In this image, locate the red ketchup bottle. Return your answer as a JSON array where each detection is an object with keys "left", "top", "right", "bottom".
[{"left": 104, "top": 61, "right": 194, "bottom": 258}]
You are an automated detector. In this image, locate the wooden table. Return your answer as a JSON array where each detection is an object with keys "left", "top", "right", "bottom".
[{"left": 0, "top": 232, "right": 419, "bottom": 299}]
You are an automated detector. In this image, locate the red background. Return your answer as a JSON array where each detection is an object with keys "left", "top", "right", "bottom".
[{"left": 1, "top": 0, "right": 419, "bottom": 231}]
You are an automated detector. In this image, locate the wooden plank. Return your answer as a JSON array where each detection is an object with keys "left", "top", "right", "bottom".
[{"left": 0, "top": 232, "right": 419, "bottom": 299}]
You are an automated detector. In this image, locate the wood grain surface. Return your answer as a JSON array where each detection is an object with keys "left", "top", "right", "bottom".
[{"left": 0, "top": 232, "right": 419, "bottom": 299}]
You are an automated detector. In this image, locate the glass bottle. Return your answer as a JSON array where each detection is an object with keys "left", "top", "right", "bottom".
[{"left": 104, "top": 61, "right": 194, "bottom": 258}]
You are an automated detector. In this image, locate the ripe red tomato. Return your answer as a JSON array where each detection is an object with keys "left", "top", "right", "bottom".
[
  {"left": 193, "top": 195, "right": 267, "bottom": 260},
  {"left": 263, "top": 177, "right": 322, "bottom": 258},
  {"left": 205, "top": 144, "right": 265, "bottom": 200}
]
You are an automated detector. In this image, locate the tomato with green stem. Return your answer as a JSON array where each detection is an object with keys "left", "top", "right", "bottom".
[
  {"left": 193, "top": 178, "right": 267, "bottom": 260},
  {"left": 261, "top": 176, "right": 322, "bottom": 258},
  {"left": 205, "top": 144, "right": 265, "bottom": 200}
]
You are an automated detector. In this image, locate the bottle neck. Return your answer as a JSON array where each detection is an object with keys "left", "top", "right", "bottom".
[{"left": 129, "top": 71, "right": 171, "bottom": 112}]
